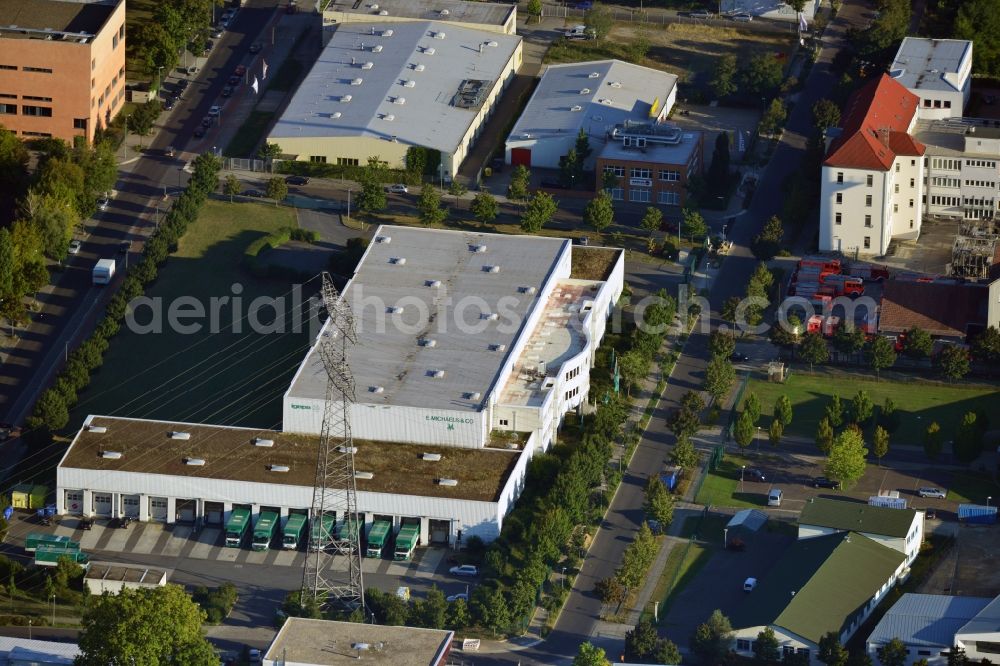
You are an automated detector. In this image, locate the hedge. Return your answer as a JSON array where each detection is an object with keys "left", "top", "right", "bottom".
[{"left": 243, "top": 226, "right": 320, "bottom": 277}]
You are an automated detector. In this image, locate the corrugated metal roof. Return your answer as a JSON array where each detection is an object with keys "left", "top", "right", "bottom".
[
  {"left": 958, "top": 594, "right": 1000, "bottom": 636},
  {"left": 727, "top": 509, "right": 768, "bottom": 532},
  {"left": 0, "top": 637, "right": 79, "bottom": 666},
  {"left": 869, "top": 594, "right": 992, "bottom": 648}
]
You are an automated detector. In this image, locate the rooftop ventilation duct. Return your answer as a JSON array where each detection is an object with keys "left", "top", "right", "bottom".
[
  {"left": 351, "top": 78, "right": 363, "bottom": 85},
  {"left": 414, "top": 63, "right": 425, "bottom": 72},
  {"left": 418, "top": 338, "right": 437, "bottom": 347},
  {"left": 437, "top": 478, "right": 459, "bottom": 487},
  {"left": 610, "top": 81, "right": 622, "bottom": 88},
  {"left": 429, "top": 369, "right": 446, "bottom": 378},
  {"left": 580, "top": 88, "right": 591, "bottom": 94},
  {"left": 489, "top": 343, "right": 506, "bottom": 352},
  {"left": 87, "top": 425, "right": 108, "bottom": 433},
  {"left": 488, "top": 41, "right": 498, "bottom": 47},
  {"left": 378, "top": 10, "right": 388, "bottom": 15},
  {"left": 375, "top": 235, "right": 391, "bottom": 243},
  {"left": 184, "top": 458, "right": 206, "bottom": 466},
  {"left": 393, "top": 97, "right": 405, "bottom": 105},
  {"left": 253, "top": 437, "right": 275, "bottom": 447},
  {"left": 434, "top": 31, "right": 446, "bottom": 39},
  {"left": 424, "top": 47, "right": 435, "bottom": 55},
  {"left": 373, "top": 44, "right": 383, "bottom": 51},
  {"left": 439, "top": 9, "right": 450, "bottom": 15},
  {"left": 571, "top": 105, "right": 583, "bottom": 112},
  {"left": 170, "top": 431, "right": 191, "bottom": 440},
  {"left": 369, "top": 385, "right": 385, "bottom": 393},
  {"left": 404, "top": 80, "right": 416, "bottom": 88},
  {"left": 589, "top": 72, "right": 600, "bottom": 78},
  {"left": 483, "top": 265, "right": 501, "bottom": 273},
  {"left": 481, "top": 312, "right": 499, "bottom": 321},
  {"left": 341, "top": 94, "right": 352, "bottom": 102},
  {"left": 464, "top": 392, "right": 482, "bottom": 400},
  {"left": 518, "top": 285, "right": 537, "bottom": 294},
  {"left": 383, "top": 29, "right": 393, "bottom": 37},
  {"left": 269, "top": 465, "right": 290, "bottom": 473},
  {"left": 361, "top": 61, "right": 374, "bottom": 70},
  {"left": 388, "top": 256, "right": 406, "bottom": 264},
  {"left": 383, "top": 114, "right": 395, "bottom": 121},
  {"left": 470, "top": 244, "right": 487, "bottom": 253},
  {"left": 338, "top": 446, "right": 358, "bottom": 453},
  {"left": 422, "top": 452, "right": 442, "bottom": 461},
  {"left": 386, "top": 305, "right": 403, "bottom": 314},
  {"left": 331, "top": 111, "right": 342, "bottom": 119},
  {"left": 425, "top": 279, "right": 441, "bottom": 287},
  {"left": 355, "top": 471, "right": 374, "bottom": 479},
  {"left": 100, "top": 450, "right": 122, "bottom": 459}
]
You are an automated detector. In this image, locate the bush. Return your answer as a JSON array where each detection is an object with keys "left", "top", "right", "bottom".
[
  {"left": 191, "top": 583, "right": 239, "bottom": 625},
  {"left": 289, "top": 228, "right": 320, "bottom": 243}
]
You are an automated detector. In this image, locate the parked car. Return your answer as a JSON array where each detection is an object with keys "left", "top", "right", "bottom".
[
  {"left": 221, "top": 86, "right": 233, "bottom": 98},
  {"left": 446, "top": 592, "right": 468, "bottom": 603},
  {"left": 193, "top": 126, "right": 206, "bottom": 138},
  {"left": 767, "top": 488, "right": 783, "bottom": 506},
  {"left": 812, "top": 476, "right": 841, "bottom": 489},
  {"left": 68, "top": 239, "right": 82, "bottom": 254},
  {"left": 690, "top": 9, "right": 713, "bottom": 18},
  {"left": 743, "top": 577, "right": 757, "bottom": 592},
  {"left": 119, "top": 240, "right": 131, "bottom": 254},
  {"left": 730, "top": 352, "right": 750, "bottom": 362},
  {"left": 449, "top": 564, "right": 479, "bottom": 576},
  {"left": 248, "top": 648, "right": 261, "bottom": 664},
  {"left": 97, "top": 196, "right": 110, "bottom": 211},
  {"left": 731, "top": 12, "right": 753, "bottom": 21},
  {"left": 212, "top": 28, "right": 224, "bottom": 38},
  {"left": 164, "top": 96, "right": 176, "bottom": 110},
  {"left": 285, "top": 175, "right": 309, "bottom": 185},
  {"left": 201, "top": 116, "right": 213, "bottom": 128},
  {"left": 925, "top": 508, "right": 937, "bottom": 520},
  {"left": 234, "top": 65, "right": 246, "bottom": 77},
  {"left": 249, "top": 42, "right": 263, "bottom": 54},
  {"left": 242, "top": 189, "right": 264, "bottom": 198},
  {"left": 387, "top": 183, "right": 408, "bottom": 194},
  {"left": 745, "top": 467, "right": 765, "bottom": 482},
  {"left": 228, "top": 74, "right": 241, "bottom": 86},
  {"left": 917, "top": 487, "right": 946, "bottom": 499},
  {"left": 177, "top": 78, "right": 189, "bottom": 92},
  {"left": 208, "top": 105, "right": 221, "bottom": 117}
]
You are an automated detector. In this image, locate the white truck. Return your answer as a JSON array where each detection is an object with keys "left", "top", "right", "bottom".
[{"left": 92, "top": 258, "right": 115, "bottom": 285}]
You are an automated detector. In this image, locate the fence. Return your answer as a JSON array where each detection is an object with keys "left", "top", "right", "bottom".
[
  {"left": 723, "top": 371, "right": 750, "bottom": 443},
  {"left": 221, "top": 157, "right": 271, "bottom": 173}
]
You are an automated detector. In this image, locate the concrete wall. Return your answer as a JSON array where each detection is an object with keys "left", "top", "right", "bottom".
[{"left": 322, "top": 8, "right": 517, "bottom": 38}]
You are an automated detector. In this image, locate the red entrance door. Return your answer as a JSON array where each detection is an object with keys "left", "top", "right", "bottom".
[{"left": 510, "top": 147, "right": 531, "bottom": 168}]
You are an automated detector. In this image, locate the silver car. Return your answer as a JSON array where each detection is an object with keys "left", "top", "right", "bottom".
[
  {"left": 732, "top": 12, "right": 753, "bottom": 21},
  {"left": 917, "top": 487, "right": 946, "bottom": 499}
]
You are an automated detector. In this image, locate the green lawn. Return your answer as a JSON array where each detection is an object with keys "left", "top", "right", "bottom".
[
  {"left": 224, "top": 110, "right": 275, "bottom": 158},
  {"left": 70, "top": 200, "right": 309, "bottom": 429},
  {"left": 744, "top": 373, "right": 1000, "bottom": 445},
  {"left": 679, "top": 513, "right": 729, "bottom": 545},
  {"left": 694, "top": 456, "right": 769, "bottom": 509},
  {"left": 643, "top": 540, "right": 712, "bottom": 623},
  {"left": 947, "top": 471, "right": 1000, "bottom": 504}
]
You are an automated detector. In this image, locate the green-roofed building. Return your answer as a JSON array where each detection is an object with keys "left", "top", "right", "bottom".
[
  {"left": 798, "top": 497, "right": 924, "bottom": 565},
  {"left": 731, "top": 532, "right": 907, "bottom": 664}
]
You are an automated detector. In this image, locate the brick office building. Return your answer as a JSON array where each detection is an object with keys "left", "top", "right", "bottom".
[
  {"left": 0, "top": 0, "right": 126, "bottom": 143},
  {"left": 596, "top": 122, "right": 704, "bottom": 210}
]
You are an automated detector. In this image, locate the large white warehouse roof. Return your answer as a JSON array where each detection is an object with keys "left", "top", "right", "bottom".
[
  {"left": 507, "top": 59, "right": 677, "bottom": 144},
  {"left": 287, "top": 226, "right": 569, "bottom": 412},
  {"left": 269, "top": 20, "right": 521, "bottom": 154}
]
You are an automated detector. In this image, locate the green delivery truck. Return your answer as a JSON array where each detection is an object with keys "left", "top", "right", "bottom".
[
  {"left": 336, "top": 518, "right": 361, "bottom": 543},
  {"left": 25, "top": 533, "right": 77, "bottom": 553},
  {"left": 366, "top": 520, "right": 391, "bottom": 558},
  {"left": 35, "top": 544, "right": 88, "bottom": 567},
  {"left": 309, "top": 514, "right": 335, "bottom": 551},
  {"left": 282, "top": 514, "right": 307, "bottom": 549},
  {"left": 252, "top": 511, "right": 279, "bottom": 552},
  {"left": 225, "top": 508, "right": 251, "bottom": 548},
  {"left": 393, "top": 524, "right": 419, "bottom": 561}
]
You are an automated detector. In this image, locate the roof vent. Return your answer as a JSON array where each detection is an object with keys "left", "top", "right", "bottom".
[
  {"left": 341, "top": 94, "right": 353, "bottom": 102},
  {"left": 383, "top": 114, "right": 395, "bottom": 121},
  {"left": 331, "top": 111, "right": 342, "bottom": 119},
  {"left": 580, "top": 88, "right": 591, "bottom": 94},
  {"left": 488, "top": 40, "right": 498, "bottom": 47},
  {"left": 361, "top": 61, "right": 374, "bottom": 70},
  {"left": 338, "top": 445, "right": 358, "bottom": 454},
  {"left": 434, "top": 31, "right": 446, "bottom": 39},
  {"left": 439, "top": 8, "right": 450, "bottom": 15},
  {"left": 437, "top": 478, "right": 459, "bottom": 487},
  {"left": 489, "top": 343, "right": 507, "bottom": 352},
  {"left": 518, "top": 285, "right": 537, "bottom": 295},
  {"left": 571, "top": 105, "right": 583, "bottom": 112},
  {"left": 425, "top": 279, "right": 441, "bottom": 287},
  {"left": 369, "top": 385, "right": 385, "bottom": 393},
  {"left": 464, "top": 391, "right": 482, "bottom": 400},
  {"left": 378, "top": 9, "right": 388, "bottom": 15},
  {"left": 373, "top": 44, "right": 384, "bottom": 51},
  {"left": 370, "top": 3, "right": 378, "bottom": 8},
  {"left": 383, "top": 29, "right": 393, "bottom": 37},
  {"left": 375, "top": 234, "right": 391, "bottom": 243},
  {"left": 470, "top": 244, "right": 487, "bottom": 253},
  {"left": 610, "top": 81, "right": 622, "bottom": 88},
  {"left": 269, "top": 465, "right": 290, "bottom": 473},
  {"left": 170, "top": 431, "right": 191, "bottom": 440},
  {"left": 481, "top": 312, "right": 499, "bottom": 321},
  {"left": 600, "top": 98, "right": 613, "bottom": 105},
  {"left": 414, "top": 63, "right": 426, "bottom": 72},
  {"left": 184, "top": 457, "right": 206, "bottom": 466},
  {"left": 253, "top": 437, "right": 275, "bottom": 448},
  {"left": 393, "top": 97, "right": 406, "bottom": 105},
  {"left": 386, "top": 305, "right": 403, "bottom": 314},
  {"left": 355, "top": 471, "right": 374, "bottom": 479},
  {"left": 388, "top": 256, "right": 406, "bottom": 265},
  {"left": 100, "top": 450, "right": 122, "bottom": 459},
  {"left": 87, "top": 425, "right": 108, "bottom": 434},
  {"left": 404, "top": 79, "right": 416, "bottom": 88},
  {"left": 422, "top": 452, "right": 442, "bottom": 461},
  {"left": 424, "top": 47, "right": 435, "bottom": 55},
  {"left": 483, "top": 265, "right": 501, "bottom": 273},
  {"left": 418, "top": 338, "right": 437, "bottom": 347},
  {"left": 351, "top": 78, "right": 363, "bottom": 85},
  {"left": 588, "top": 72, "right": 600, "bottom": 78},
  {"left": 429, "top": 369, "right": 446, "bottom": 378}
]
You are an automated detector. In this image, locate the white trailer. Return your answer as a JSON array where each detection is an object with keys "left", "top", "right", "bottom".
[{"left": 92, "top": 259, "right": 115, "bottom": 285}]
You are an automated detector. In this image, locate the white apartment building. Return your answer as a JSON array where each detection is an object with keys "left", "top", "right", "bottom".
[
  {"left": 916, "top": 117, "right": 1000, "bottom": 220},
  {"left": 890, "top": 38, "right": 972, "bottom": 121},
  {"left": 820, "top": 74, "right": 925, "bottom": 256}
]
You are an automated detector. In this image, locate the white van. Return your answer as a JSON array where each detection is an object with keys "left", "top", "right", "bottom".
[{"left": 767, "top": 488, "right": 783, "bottom": 506}]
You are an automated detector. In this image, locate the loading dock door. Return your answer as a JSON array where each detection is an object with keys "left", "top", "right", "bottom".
[
  {"left": 176, "top": 500, "right": 196, "bottom": 523},
  {"left": 510, "top": 148, "right": 531, "bottom": 168},
  {"left": 64, "top": 491, "right": 83, "bottom": 515},
  {"left": 205, "top": 502, "right": 223, "bottom": 525},
  {"left": 93, "top": 493, "right": 113, "bottom": 517},
  {"left": 121, "top": 495, "right": 140, "bottom": 518},
  {"left": 429, "top": 519, "right": 450, "bottom": 544},
  {"left": 149, "top": 497, "right": 168, "bottom": 522}
]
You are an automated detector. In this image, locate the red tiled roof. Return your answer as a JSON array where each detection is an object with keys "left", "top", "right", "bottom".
[
  {"left": 879, "top": 281, "right": 987, "bottom": 339},
  {"left": 824, "top": 74, "right": 925, "bottom": 171}
]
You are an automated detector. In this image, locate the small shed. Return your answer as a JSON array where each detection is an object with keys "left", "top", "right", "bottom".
[
  {"left": 724, "top": 509, "right": 768, "bottom": 548},
  {"left": 767, "top": 361, "right": 787, "bottom": 383},
  {"left": 84, "top": 562, "right": 168, "bottom": 594},
  {"left": 10, "top": 484, "right": 47, "bottom": 510}
]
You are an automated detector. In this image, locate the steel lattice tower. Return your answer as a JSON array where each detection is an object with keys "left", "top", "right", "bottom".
[{"left": 301, "top": 273, "right": 364, "bottom": 611}]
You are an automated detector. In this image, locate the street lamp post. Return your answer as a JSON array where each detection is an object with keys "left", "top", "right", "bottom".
[
  {"left": 740, "top": 465, "right": 746, "bottom": 492},
  {"left": 988, "top": 496, "right": 993, "bottom": 508},
  {"left": 723, "top": 527, "right": 728, "bottom": 549},
  {"left": 156, "top": 65, "right": 164, "bottom": 97},
  {"left": 50, "top": 594, "right": 55, "bottom": 627},
  {"left": 122, "top": 114, "right": 130, "bottom": 160},
  {"left": 561, "top": 566, "right": 567, "bottom": 589}
]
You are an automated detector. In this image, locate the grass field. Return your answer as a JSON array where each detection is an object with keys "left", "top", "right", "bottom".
[
  {"left": 743, "top": 372, "right": 1000, "bottom": 445},
  {"left": 948, "top": 471, "right": 1000, "bottom": 504},
  {"left": 545, "top": 22, "right": 797, "bottom": 87},
  {"left": 70, "top": 200, "right": 310, "bottom": 430},
  {"left": 225, "top": 110, "right": 275, "bottom": 158},
  {"left": 694, "top": 454, "right": 770, "bottom": 508},
  {"left": 124, "top": 0, "right": 155, "bottom": 84},
  {"left": 643, "top": 540, "right": 712, "bottom": 622}
]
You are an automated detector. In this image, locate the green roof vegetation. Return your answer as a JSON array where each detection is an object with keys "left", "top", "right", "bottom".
[
  {"left": 731, "top": 532, "right": 905, "bottom": 644},
  {"left": 799, "top": 498, "right": 916, "bottom": 538}
]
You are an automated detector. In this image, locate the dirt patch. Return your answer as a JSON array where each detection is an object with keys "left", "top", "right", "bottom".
[{"left": 571, "top": 246, "right": 622, "bottom": 281}]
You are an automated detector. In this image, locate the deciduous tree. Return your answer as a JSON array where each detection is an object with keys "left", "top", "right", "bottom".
[
  {"left": 813, "top": 98, "right": 841, "bottom": 132},
  {"left": 852, "top": 389, "right": 874, "bottom": 425},
  {"left": 418, "top": 184, "right": 447, "bottom": 226},
  {"left": 769, "top": 418, "right": 783, "bottom": 447},
  {"left": 867, "top": 336, "right": 897, "bottom": 379},
  {"left": 471, "top": 191, "right": 499, "bottom": 227},
  {"left": 704, "top": 355, "right": 735, "bottom": 403},
  {"left": 873, "top": 425, "right": 889, "bottom": 466},
  {"left": 754, "top": 627, "right": 781, "bottom": 664},
  {"left": 759, "top": 98, "right": 788, "bottom": 137},
  {"left": 681, "top": 208, "right": 708, "bottom": 241},
  {"left": 938, "top": 344, "right": 970, "bottom": 381},
  {"left": 800, "top": 332, "right": 829, "bottom": 369},
  {"left": 711, "top": 54, "right": 739, "bottom": 98},
  {"left": 508, "top": 165, "right": 531, "bottom": 200},
  {"left": 644, "top": 476, "right": 675, "bottom": 528},
  {"left": 775, "top": 395, "right": 793, "bottom": 427},
  {"left": 902, "top": 327, "right": 933, "bottom": 359},
  {"left": 825, "top": 426, "right": 868, "bottom": 489},
  {"left": 752, "top": 215, "right": 784, "bottom": 261},
  {"left": 265, "top": 177, "right": 288, "bottom": 204},
  {"left": 816, "top": 416, "right": 835, "bottom": 454},
  {"left": 584, "top": 3, "right": 614, "bottom": 39},
  {"left": 818, "top": 632, "right": 849, "bottom": 666},
  {"left": 520, "top": 191, "right": 557, "bottom": 233},
  {"left": 691, "top": 609, "right": 733, "bottom": 665},
  {"left": 744, "top": 391, "right": 761, "bottom": 425},
  {"left": 584, "top": 190, "right": 614, "bottom": 234},
  {"left": 972, "top": 326, "right": 1000, "bottom": 363},
  {"left": 734, "top": 409, "right": 756, "bottom": 449},
  {"left": 574, "top": 642, "right": 611, "bottom": 666},
  {"left": 223, "top": 174, "right": 241, "bottom": 202},
  {"left": 709, "top": 330, "right": 736, "bottom": 359},
  {"left": 878, "top": 638, "right": 909, "bottom": 666},
  {"left": 742, "top": 53, "right": 784, "bottom": 95},
  {"left": 953, "top": 411, "right": 983, "bottom": 463}
]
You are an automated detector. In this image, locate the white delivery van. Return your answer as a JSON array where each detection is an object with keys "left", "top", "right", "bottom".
[{"left": 92, "top": 258, "right": 115, "bottom": 285}]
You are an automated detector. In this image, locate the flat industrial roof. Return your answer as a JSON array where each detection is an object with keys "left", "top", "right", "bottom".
[
  {"left": 868, "top": 593, "right": 992, "bottom": 648},
  {"left": 265, "top": 617, "right": 453, "bottom": 665},
  {"left": 890, "top": 37, "right": 971, "bottom": 93},
  {"left": 85, "top": 562, "right": 168, "bottom": 585},
  {"left": 0, "top": 0, "right": 116, "bottom": 38},
  {"left": 62, "top": 416, "right": 522, "bottom": 503},
  {"left": 269, "top": 20, "right": 520, "bottom": 154},
  {"left": 916, "top": 117, "right": 1000, "bottom": 156},
  {"left": 508, "top": 60, "right": 677, "bottom": 144},
  {"left": 599, "top": 129, "right": 702, "bottom": 166},
  {"left": 288, "top": 226, "right": 569, "bottom": 412},
  {"left": 324, "top": 0, "right": 515, "bottom": 28}
]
